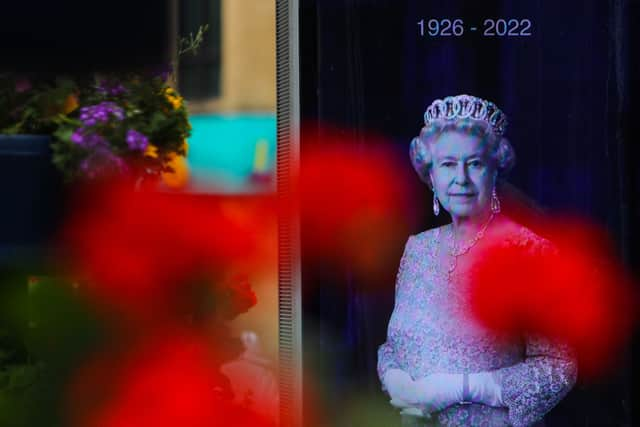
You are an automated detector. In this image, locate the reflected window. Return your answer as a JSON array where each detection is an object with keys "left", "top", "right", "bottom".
[{"left": 178, "top": 0, "right": 221, "bottom": 100}]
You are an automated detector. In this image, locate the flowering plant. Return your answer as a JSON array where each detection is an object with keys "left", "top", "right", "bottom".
[
  {"left": 0, "top": 74, "right": 82, "bottom": 134},
  {"left": 53, "top": 73, "right": 191, "bottom": 183},
  {"left": 0, "top": 26, "right": 210, "bottom": 184},
  {"left": 0, "top": 27, "right": 213, "bottom": 184},
  {"left": 0, "top": 71, "right": 190, "bottom": 184}
]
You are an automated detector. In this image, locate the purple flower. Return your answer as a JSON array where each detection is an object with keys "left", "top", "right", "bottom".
[
  {"left": 70, "top": 129, "right": 85, "bottom": 145},
  {"left": 151, "top": 63, "right": 173, "bottom": 82},
  {"left": 70, "top": 127, "right": 108, "bottom": 148},
  {"left": 79, "top": 102, "right": 125, "bottom": 126},
  {"left": 125, "top": 129, "right": 149, "bottom": 151},
  {"left": 80, "top": 147, "right": 128, "bottom": 179},
  {"left": 14, "top": 78, "right": 32, "bottom": 93},
  {"left": 96, "top": 79, "right": 127, "bottom": 96}
]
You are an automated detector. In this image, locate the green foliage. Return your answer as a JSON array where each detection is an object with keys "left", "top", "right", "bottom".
[
  {"left": 0, "top": 25, "right": 211, "bottom": 182},
  {"left": 1, "top": 69, "right": 194, "bottom": 182},
  {"left": 0, "top": 363, "right": 42, "bottom": 392},
  {"left": 49, "top": 72, "right": 191, "bottom": 182},
  {"left": 0, "top": 74, "right": 80, "bottom": 135},
  {"left": 179, "top": 23, "right": 210, "bottom": 56},
  {"left": 0, "top": 271, "right": 105, "bottom": 427}
]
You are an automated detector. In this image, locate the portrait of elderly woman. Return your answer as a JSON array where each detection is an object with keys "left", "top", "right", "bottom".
[{"left": 377, "top": 95, "right": 578, "bottom": 427}]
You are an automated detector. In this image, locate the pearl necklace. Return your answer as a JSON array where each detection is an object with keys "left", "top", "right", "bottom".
[{"left": 446, "top": 213, "right": 495, "bottom": 276}]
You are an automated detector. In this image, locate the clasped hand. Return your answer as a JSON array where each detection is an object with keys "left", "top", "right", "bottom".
[{"left": 384, "top": 369, "right": 463, "bottom": 415}]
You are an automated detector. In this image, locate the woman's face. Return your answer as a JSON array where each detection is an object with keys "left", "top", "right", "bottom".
[{"left": 429, "top": 131, "right": 496, "bottom": 220}]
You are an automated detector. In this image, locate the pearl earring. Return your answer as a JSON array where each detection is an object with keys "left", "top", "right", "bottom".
[{"left": 433, "top": 192, "right": 440, "bottom": 216}]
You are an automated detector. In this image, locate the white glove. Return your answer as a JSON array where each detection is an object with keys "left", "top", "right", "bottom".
[
  {"left": 468, "top": 372, "right": 504, "bottom": 407},
  {"left": 405, "top": 373, "right": 464, "bottom": 413},
  {"left": 394, "top": 372, "right": 504, "bottom": 414},
  {"left": 384, "top": 370, "right": 504, "bottom": 415},
  {"left": 382, "top": 369, "right": 414, "bottom": 400},
  {"left": 383, "top": 369, "right": 429, "bottom": 415}
]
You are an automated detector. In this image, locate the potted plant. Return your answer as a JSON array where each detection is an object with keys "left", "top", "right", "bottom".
[{"left": 0, "top": 25, "right": 209, "bottom": 187}]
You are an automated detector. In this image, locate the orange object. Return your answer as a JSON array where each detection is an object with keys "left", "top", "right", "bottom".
[
  {"left": 162, "top": 154, "right": 190, "bottom": 189},
  {"left": 62, "top": 94, "right": 80, "bottom": 114},
  {"left": 144, "top": 144, "right": 159, "bottom": 159}
]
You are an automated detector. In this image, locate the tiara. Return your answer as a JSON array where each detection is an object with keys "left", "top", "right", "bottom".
[{"left": 423, "top": 94, "right": 508, "bottom": 136}]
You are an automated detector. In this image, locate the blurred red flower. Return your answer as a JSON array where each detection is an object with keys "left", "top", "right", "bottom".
[
  {"left": 295, "top": 126, "right": 416, "bottom": 282},
  {"left": 68, "top": 330, "right": 273, "bottom": 427},
  {"left": 221, "top": 274, "right": 258, "bottom": 319},
  {"left": 58, "top": 179, "right": 263, "bottom": 322},
  {"left": 469, "top": 218, "right": 637, "bottom": 378}
]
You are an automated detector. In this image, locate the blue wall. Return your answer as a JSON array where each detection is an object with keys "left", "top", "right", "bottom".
[{"left": 186, "top": 114, "right": 276, "bottom": 194}]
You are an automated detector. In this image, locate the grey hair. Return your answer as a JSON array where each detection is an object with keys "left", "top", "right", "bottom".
[{"left": 409, "top": 118, "right": 516, "bottom": 186}]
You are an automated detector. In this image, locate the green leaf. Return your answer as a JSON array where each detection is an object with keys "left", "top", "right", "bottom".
[
  {"left": 53, "top": 127, "right": 74, "bottom": 143},
  {"left": 7, "top": 365, "right": 38, "bottom": 389}
]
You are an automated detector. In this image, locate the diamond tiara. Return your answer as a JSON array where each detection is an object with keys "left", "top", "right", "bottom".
[{"left": 423, "top": 94, "right": 508, "bottom": 136}]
